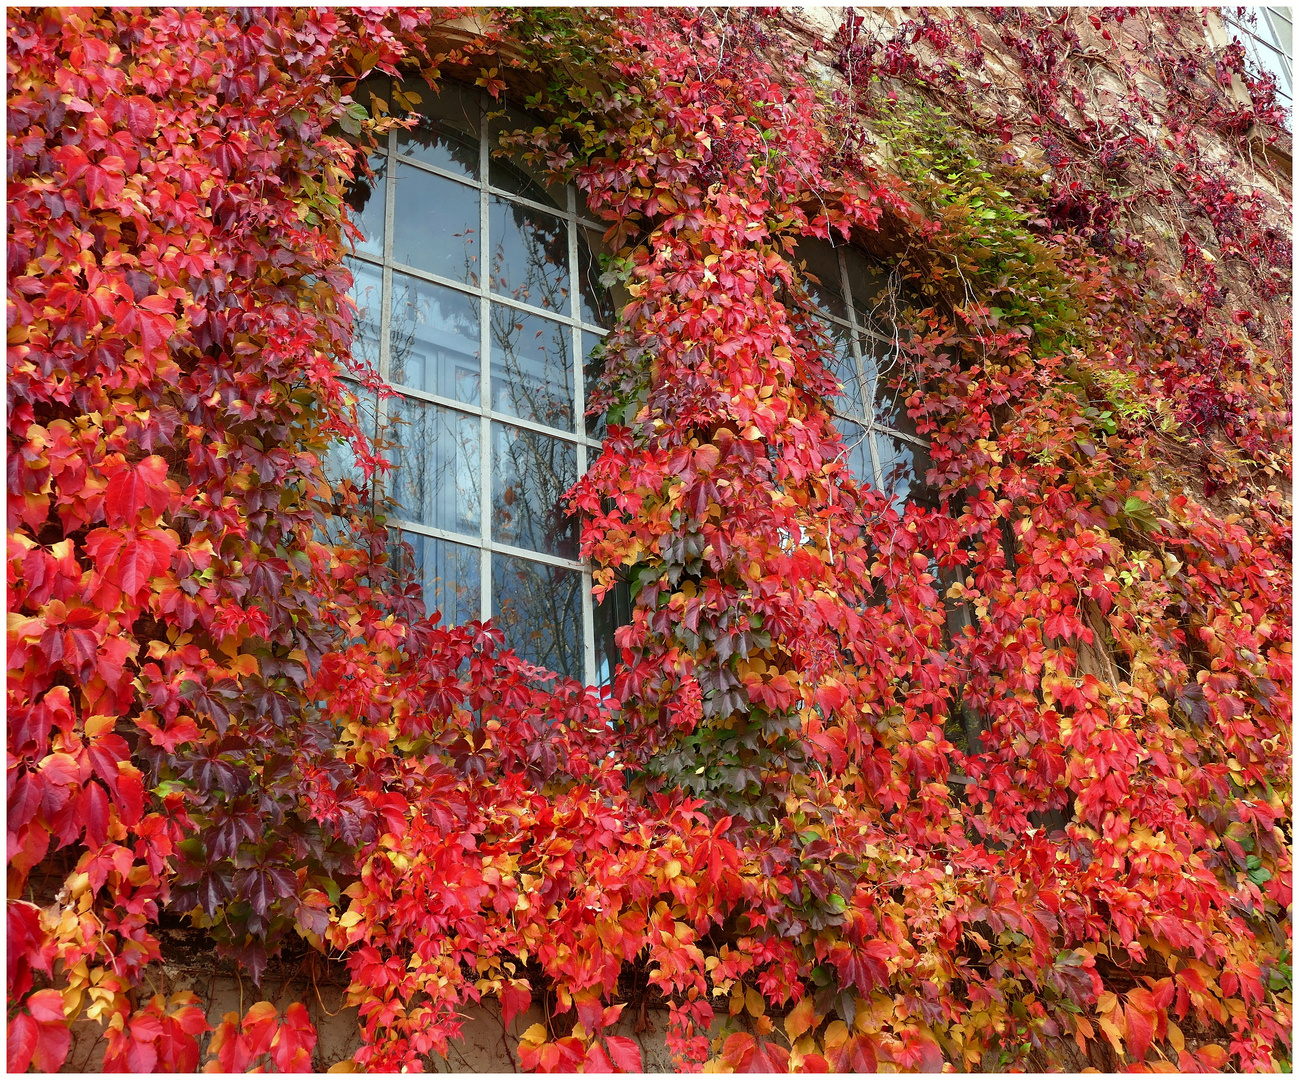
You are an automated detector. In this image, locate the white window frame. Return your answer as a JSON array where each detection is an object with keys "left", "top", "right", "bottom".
[
  {"left": 802, "top": 241, "right": 933, "bottom": 504},
  {"left": 344, "top": 83, "right": 612, "bottom": 682}
]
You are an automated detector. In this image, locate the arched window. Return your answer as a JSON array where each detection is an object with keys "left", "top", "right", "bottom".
[
  {"left": 340, "top": 80, "right": 621, "bottom": 683},
  {"left": 797, "top": 238, "right": 936, "bottom": 507}
]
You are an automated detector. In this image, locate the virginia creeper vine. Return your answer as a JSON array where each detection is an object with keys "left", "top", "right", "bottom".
[{"left": 7, "top": 6, "right": 1291, "bottom": 1074}]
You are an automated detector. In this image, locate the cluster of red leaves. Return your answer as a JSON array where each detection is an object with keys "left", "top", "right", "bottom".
[
  {"left": 489, "top": 5, "right": 1290, "bottom": 1072},
  {"left": 831, "top": 6, "right": 1292, "bottom": 457},
  {"left": 4, "top": 5, "right": 448, "bottom": 1071},
  {"left": 6, "top": 4, "right": 1291, "bottom": 1076}
]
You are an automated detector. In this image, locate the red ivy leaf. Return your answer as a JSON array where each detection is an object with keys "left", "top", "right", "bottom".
[
  {"left": 7, "top": 1013, "right": 38, "bottom": 1073},
  {"left": 125, "top": 1025, "right": 160, "bottom": 1073},
  {"left": 104, "top": 455, "right": 171, "bottom": 527},
  {"left": 83, "top": 781, "right": 110, "bottom": 847},
  {"left": 604, "top": 1035, "right": 642, "bottom": 1073},
  {"left": 749, "top": 1039, "right": 791, "bottom": 1072},
  {"left": 10, "top": 990, "right": 71, "bottom": 1072},
  {"left": 1125, "top": 1000, "right": 1154, "bottom": 1063},
  {"left": 115, "top": 539, "right": 159, "bottom": 598},
  {"left": 270, "top": 1002, "right": 317, "bottom": 1072},
  {"left": 721, "top": 1032, "right": 756, "bottom": 1071},
  {"left": 124, "top": 96, "right": 158, "bottom": 138},
  {"left": 585, "top": 1042, "right": 614, "bottom": 1071},
  {"left": 849, "top": 1034, "right": 879, "bottom": 1072},
  {"left": 500, "top": 979, "right": 532, "bottom": 1030}
]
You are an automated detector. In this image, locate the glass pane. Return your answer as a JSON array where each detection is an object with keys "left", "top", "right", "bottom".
[
  {"left": 492, "top": 554, "right": 583, "bottom": 679},
  {"left": 875, "top": 432, "right": 939, "bottom": 509},
  {"left": 834, "top": 417, "right": 876, "bottom": 489},
  {"left": 488, "top": 110, "right": 564, "bottom": 208},
  {"left": 392, "top": 163, "right": 480, "bottom": 285},
  {"left": 822, "top": 322, "right": 864, "bottom": 419},
  {"left": 578, "top": 227, "right": 616, "bottom": 328},
  {"left": 344, "top": 258, "right": 383, "bottom": 379},
  {"left": 318, "top": 386, "right": 377, "bottom": 550},
  {"left": 490, "top": 306, "right": 574, "bottom": 431},
  {"left": 490, "top": 155, "right": 564, "bottom": 208},
  {"left": 390, "top": 273, "right": 481, "bottom": 404},
  {"left": 844, "top": 247, "right": 891, "bottom": 332},
  {"left": 584, "top": 332, "right": 608, "bottom": 441},
  {"left": 392, "top": 531, "right": 481, "bottom": 626},
  {"left": 322, "top": 384, "right": 377, "bottom": 493},
  {"left": 799, "top": 239, "right": 848, "bottom": 322},
  {"left": 488, "top": 196, "right": 570, "bottom": 313},
  {"left": 1250, "top": 35, "right": 1294, "bottom": 91},
  {"left": 863, "top": 342, "right": 906, "bottom": 429},
  {"left": 396, "top": 83, "right": 481, "bottom": 179},
  {"left": 1265, "top": 7, "right": 1292, "bottom": 53},
  {"left": 594, "top": 577, "right": 632, "bottom": 688},
  {"left": 344, "top": 153, "right": 387, "bottom": 258},
  {"left": 386, "top": 397, "right": 481, "bottom": 535},
  {"left": 491, "top": 421, "right": 578, "bottom": 558}
]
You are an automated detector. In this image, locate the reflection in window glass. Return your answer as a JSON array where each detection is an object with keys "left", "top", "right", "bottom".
[
  {"left": 322, "top": 387, "right": 377, "bottom": 494},
  {"left": 798, "top": 237, "right": 929, "bottom": 509},
  {"left": 594, "top": 578, "right": 633, "bottom": 688},
  {"left": 489, "top": 196, "right": 570, "bottom": 312},
  {"left": 875, "top": 432, "right": 938, "bottom": 509},
  {"left": 844, "top": 247, "right": 890, "bottom": 330},
  {"left": 493, "top": 554, "right": 583, "bottom": 678},
  {"left": 491, "top": 422, "right": 578, "bottom": 558},
  {"left": 834, "top": 418, "right": 875, "bottom": 489},
  {"left": 584, "top": 332, "right": 609, "bottom": 441},
  {"left": 800, "top": 240, "right": 848, "bottom": 321},
  {"left": 822, "top": 322, "right": 864, "bottom": 416},
  {"left": 345, "top": 258, "right": 384, "bottom": 378},
  {"left": 393, "top": 164, "right": 480, "bottom": 284},
  {"left": 343, "top": 154, "right": 387, "bottom": 258},
  {"left": 397, "top": 121, "right": 481, "bottom": 178},
  {"left": 396, "top": 83, "right": 481, "bottom": 178},
  {"left": 488, "top": 110, "right": 564, "bottom": 207},
  {"left": 1225, "top": 7, "right": 1294, "bottom": 103},
  {"left": 489, "top": 153, "right": 563, "bottom": 207},
  {"left": 392, "top": 531, "right": 481, "bottom": 626},
  {"left": 342, "top": 81, "right": 625, "bottom": 684},
  {"left": 578, "top": 228, "right": 616, "bottom": 328},
  {"left": 490, "top": 308, "right": 573, "bottom": 430},
  {"left": 318, "top": 388, "right": 377, "bottom": 551},
  {"left": 865, "top": 348, "right": 905, "bottom": 429},
  {"left": 390, "top": 273, "right": 481, "bottom": 404},
  {"left": 388, "top": 398, "right": 481, "bottom": 535}
]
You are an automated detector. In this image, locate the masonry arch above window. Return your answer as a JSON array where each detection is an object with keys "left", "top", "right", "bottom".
[
  {"left": 796, "top": 238, "right": 937, "bottom": 508},
  {"left": 339, "top": 78, "right": 624, "bottom": 684}
]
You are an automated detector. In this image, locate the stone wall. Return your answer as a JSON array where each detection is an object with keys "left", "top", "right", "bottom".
[{"left": 61, "top": 961, "right": 693, "bottom": 1072}]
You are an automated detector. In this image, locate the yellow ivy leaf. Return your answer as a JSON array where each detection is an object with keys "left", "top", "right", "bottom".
[
  {"left": 520, "top": 1023, "right": 548, "bottom": 1047},
  {"left": 785, "top": 995, "right": 816, "bottom": 1041}
]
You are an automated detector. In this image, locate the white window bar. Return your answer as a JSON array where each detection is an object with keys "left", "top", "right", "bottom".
[{"left": 339, "top": 82, "right": 614, "bottom": 683}]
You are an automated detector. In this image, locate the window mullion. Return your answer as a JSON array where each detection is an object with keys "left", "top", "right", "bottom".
[
  {"left": 374, "top": 83, "right": 615, "bottom": 680},
  {"left": 477, "top": 93, "right": 493, "bottom": 624},
  {"left": 567, "top": 186, "right": 596, "bottom": 681},
  {"left": 376, "top": 127, "right": 397, "bottom": 520}
]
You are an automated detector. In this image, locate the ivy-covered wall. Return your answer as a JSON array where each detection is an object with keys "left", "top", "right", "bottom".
[{"left": 7, "top": 6, "right": 1291, "bottom": 1074}]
